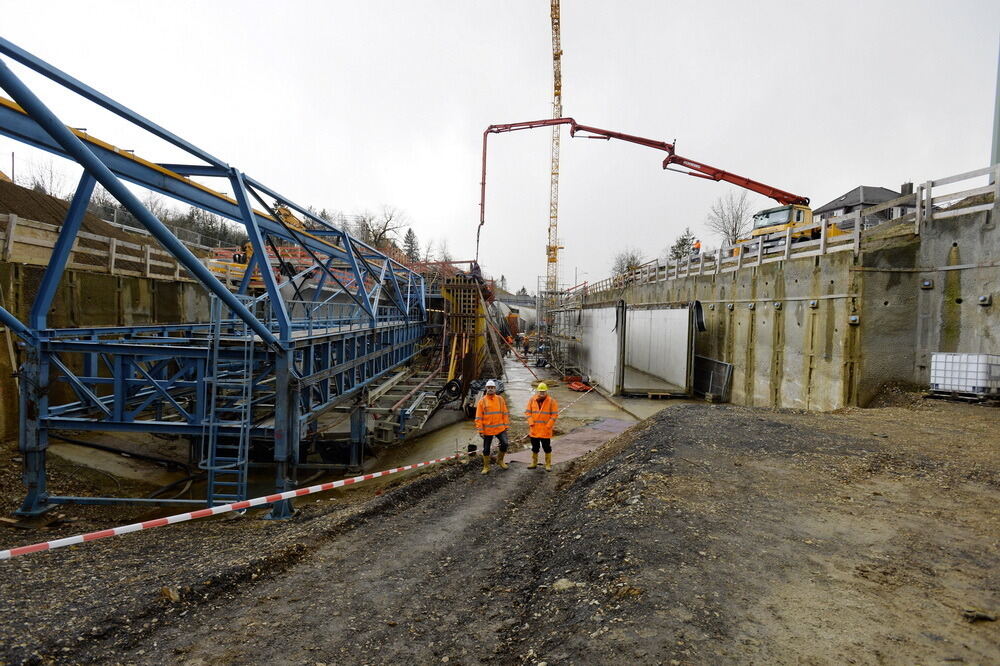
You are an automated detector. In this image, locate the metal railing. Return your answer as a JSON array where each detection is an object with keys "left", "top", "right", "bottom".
[{"left": 561, "top": 164, "right": 998, "bottom": 306}]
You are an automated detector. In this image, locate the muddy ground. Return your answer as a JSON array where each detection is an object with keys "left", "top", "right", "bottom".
[{"left": 1, "top": 394, "right": 998, "bottom": 664}]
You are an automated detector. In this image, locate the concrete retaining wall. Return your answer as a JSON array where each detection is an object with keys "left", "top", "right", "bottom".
[
  {"left": 575, "top": 206, "right": 997, "bottom": 410},
  {"left": 0, "top": 262, "right": 210, "bottom": 438}
]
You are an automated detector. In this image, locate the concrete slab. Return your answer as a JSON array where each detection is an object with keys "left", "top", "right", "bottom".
[{"left": 506, "top": 417, "right": 632, "bottom": 465}]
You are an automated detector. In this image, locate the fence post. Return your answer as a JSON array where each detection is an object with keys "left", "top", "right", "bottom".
[
  {"left": 993, "top": 164, "right": 1000, "bottom": 219},
  {"left": 914, "top": 184, "right": 923, "bottom": 235},
  {"left": 108, "top": 237, "right": 117, "bottom": 275},
  {"left": 144, "top": 244, "right": 151, "bottom": 277},
  {"left": 819, "top": 221, "right": 828, "bottom": 255},
  {"left": 923, "top": 179, "right": 933, "bottom": 228},
  {"left": 852, "top": 219, "right": 861, "bottom": 256},
  {"left": 3, "top": 213, "right": 18, "bottom": 261},
  {"left": 737, "top": 246, "right": 743, "bottom": 270},
  {"left": 755, "top": 237, "right": 763, "bottom": 266},
  {"left": 783, "top": 226, "right": 792, "bottom": 260}
]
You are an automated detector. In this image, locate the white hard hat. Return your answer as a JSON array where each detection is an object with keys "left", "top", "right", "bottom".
[{"left": 485, "top": 380, "right": 497, "bottom": 387}]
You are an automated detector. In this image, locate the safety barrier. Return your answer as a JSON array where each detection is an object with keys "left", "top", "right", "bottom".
[
  {"left": 560, "top": 163, "right": 998, "bottom": 307},
  {"left": 0, "top": 453, "right": 462, "bottom": 560}
]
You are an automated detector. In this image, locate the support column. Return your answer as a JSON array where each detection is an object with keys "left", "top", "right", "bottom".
[
  {"left": 267, "top": 349, "right": 297, "bottom": 519},
  {"left": 350, "top": 402, "right": 367, "bottom": 468},
  {"left": 16, "top": 345, "right": 49, "bottom": 515}
]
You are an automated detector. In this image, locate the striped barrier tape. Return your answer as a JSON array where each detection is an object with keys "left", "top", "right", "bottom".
[{"left": 0, "top": 453, "right": 463, "bottom": 560}]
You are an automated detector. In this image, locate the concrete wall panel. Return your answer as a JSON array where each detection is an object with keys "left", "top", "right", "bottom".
[{"left": 624, "top": 307, "right": 690, "bottom": 389}]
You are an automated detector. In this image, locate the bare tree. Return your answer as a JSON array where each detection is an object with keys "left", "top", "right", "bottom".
[
  {"left": 142, "top": 190, "right": 168, "bottom": 220},
  {"left": 706, "top": 190, "right": 754, "bottom": 245},
  {"left": 24, "top": 157, "right": 67, "bottom": 199},
  {"left": 351, "top": 210, "right": 377, "bottom": 245},
  {"left": 611, "top": 247, "right": 645, "bottom": 275},
  {"left": 436, "top": 238, "right": 453, "bottom": 263},
  {"left": 351, "top": 205, "right": 408, "bottom": 249}
]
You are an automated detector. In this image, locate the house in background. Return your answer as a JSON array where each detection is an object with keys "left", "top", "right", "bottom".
[{"left": 813, "top": 183, "right": 915, "bottom": 227}]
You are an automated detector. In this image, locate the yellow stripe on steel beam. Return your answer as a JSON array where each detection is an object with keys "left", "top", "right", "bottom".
[{"left": 0, "top": 96, "right": 348, "bottom": 256}]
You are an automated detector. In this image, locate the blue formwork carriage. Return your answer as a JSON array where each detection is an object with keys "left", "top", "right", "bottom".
[{"left": 0, "top": 37, "right": 427, "bottom": 517}]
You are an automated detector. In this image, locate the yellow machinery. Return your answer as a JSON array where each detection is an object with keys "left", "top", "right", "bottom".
[{"left": 749, "top": 204, "right": 846, "bottom": 242}]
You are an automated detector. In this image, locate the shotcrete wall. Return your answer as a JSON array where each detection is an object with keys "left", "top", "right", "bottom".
[{"left": 576, "top": 207, "right": 997, "bottom": 410}]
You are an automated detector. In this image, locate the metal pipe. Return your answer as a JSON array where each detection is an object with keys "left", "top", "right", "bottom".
[{"left": 0, "top": 58, "right": 280, "bottom": 349}]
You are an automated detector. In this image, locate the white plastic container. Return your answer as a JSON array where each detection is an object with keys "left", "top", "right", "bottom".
[{"left": 930, "top": 353, "right": 1000, "bottom": 395}]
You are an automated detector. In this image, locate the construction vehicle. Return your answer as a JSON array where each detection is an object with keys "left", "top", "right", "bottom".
[
  {"left": 744, "top": 202, "right": 847, "bottom": 251},
  {"left": 477, "top": 117, "right": 834, "bottom": 256}
]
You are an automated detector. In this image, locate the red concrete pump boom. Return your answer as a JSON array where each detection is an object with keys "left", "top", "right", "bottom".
[{"left": 476, "top": 117, "right": 809, "bottom": 258}]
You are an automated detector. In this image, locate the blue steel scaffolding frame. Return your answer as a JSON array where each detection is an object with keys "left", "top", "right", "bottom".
[{"left": 0, "top": 38, "right": 426, "bottom": 517}]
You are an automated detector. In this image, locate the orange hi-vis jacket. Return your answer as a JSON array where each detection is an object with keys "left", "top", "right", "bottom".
[
  {"left": 525, "top": 394, "right": 559, "bottom": 438},
  {"left": 475, "top": 393, "right": 510, "bottom": 436}
]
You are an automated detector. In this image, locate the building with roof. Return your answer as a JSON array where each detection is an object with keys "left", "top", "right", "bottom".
[{"left": 813, "top": 184, "right": 915, "bottom": 224}]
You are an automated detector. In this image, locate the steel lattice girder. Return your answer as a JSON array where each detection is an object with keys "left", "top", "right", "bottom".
[
  {"left": 36, "top": 320, "right": 423, "bottom": 435},
  {"left": 0, "top": 38, "right": 429, "bottom": 514}
]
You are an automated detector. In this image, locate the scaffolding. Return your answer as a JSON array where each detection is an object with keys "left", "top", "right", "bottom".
[{"left": 0, "top": 38, "right": 426, "bottom": 517}]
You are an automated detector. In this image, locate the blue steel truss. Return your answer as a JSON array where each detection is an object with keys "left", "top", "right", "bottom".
[{"left": 0, "top": 38, "right": 426, "bottom": 516}]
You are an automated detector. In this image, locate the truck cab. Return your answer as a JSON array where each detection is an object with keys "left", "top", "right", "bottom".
[{"left": 750, "top": 204, "right": 813, "bottom": 239}]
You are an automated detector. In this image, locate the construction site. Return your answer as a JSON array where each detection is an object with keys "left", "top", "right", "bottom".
[{"left": 0, "top": 3, "right": 998, "bottom": 664}]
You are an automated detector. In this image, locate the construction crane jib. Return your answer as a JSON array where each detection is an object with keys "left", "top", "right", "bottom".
[{"left": 547, "top": 0, "right": 563, "bottom": 294}]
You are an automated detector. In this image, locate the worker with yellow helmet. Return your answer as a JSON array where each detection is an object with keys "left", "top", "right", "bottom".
[{"left": 524, "top": 382, "right": 559, "bottom": 471}]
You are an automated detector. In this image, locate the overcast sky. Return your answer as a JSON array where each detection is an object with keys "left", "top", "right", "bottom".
[{"left": 1, "top": 1, "right": 998, "bottom": 292}]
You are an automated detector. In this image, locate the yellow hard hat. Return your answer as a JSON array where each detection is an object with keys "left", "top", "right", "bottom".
[{"left": 537, "top": 382, "right": 549, "bottom": 391}]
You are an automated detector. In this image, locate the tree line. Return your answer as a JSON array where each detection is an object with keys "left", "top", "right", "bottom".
[{"left": 610, "top": 190, "right": 755, "bottom": 275}]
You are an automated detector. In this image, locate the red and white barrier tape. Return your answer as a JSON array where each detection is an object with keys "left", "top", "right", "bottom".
[{"left": 0, "top": 453, "right": 462, "bottom": 560}]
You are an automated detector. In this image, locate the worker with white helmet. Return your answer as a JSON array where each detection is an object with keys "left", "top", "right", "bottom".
[
  {"left": 525, "top": 382, "right": 559, "bottom": 471},
  {"left": 474, "top": 380, "right": 510, "bottom": 474}
]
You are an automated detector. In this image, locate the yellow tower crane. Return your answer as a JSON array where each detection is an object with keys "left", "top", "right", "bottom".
[{"left": 546, "top": 0, "right": 563, "bottom": 295}]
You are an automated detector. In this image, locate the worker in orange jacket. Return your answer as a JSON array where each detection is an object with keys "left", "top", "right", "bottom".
[
  {"left": 525, "top": 382, "right": 559, "bottom": 471},
  {"left": 475, "top": 380, "right": 510, "bottom": 474}
]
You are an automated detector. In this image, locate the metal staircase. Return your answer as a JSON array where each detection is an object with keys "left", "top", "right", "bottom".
[{"left": 202, "top": 296, "right": 255, "bottom": 506}]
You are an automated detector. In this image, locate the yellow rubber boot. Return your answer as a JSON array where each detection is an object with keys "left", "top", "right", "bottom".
[
  {"left": 527, "top": 453, "right": 538, "bottom": 469},
  {"left": 497, "top": 451, "right": 509, "bottom": 470},
  {"left": 481, "top": 454, "right": 491, "bottom": 475},
  {"left": 544, "top": 453, "right": 552, "bottom": 471}
]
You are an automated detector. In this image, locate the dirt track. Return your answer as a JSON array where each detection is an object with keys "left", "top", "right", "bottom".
[{"left": 1, "top": 397, "right": 998, "bottom": 664}]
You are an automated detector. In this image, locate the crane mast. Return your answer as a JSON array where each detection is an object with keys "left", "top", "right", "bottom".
[{"left": 546, "top": 0, "right": 562, "bottom": 296}]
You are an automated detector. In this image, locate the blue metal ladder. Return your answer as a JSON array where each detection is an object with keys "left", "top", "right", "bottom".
[{"left": 202, "top": 296, "right": 255, "bottom": 506}]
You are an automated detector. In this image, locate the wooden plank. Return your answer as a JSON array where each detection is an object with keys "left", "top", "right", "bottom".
[
  {"left": 930, "top": 184, "right": 995, "bottom": 204},
  {"left": 914, "top": 183, "right": 923, "bottom": 234},
  {"left": 860, "top": 192, "right": 917, "bottom": 217},
  {"left": 930, "top": 165, "right": 993, "bottom": 187},
  {"left": 3, "top": 213, "right": 18, "bottom": 261},
  {"left": 924, "top": 180, "right": 933, "bottom": 226},
  {"left": 933, "top": 203, "right": 994, "bottom": 219},
  {"left": 144, "top": 245, "right": 151, "bottom": 277}
]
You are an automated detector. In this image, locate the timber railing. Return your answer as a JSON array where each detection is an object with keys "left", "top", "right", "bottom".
[
  {"left": 0, "top": 213, "right": 350, "bottom": 290},
  {"left": 561, "top": 164, "right": 998, "bottom": 306}
]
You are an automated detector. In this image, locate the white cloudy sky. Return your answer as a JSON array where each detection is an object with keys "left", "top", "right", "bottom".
[{"left": 0, "top": 0, "right": 997, "bottom": 292}]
